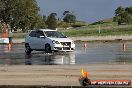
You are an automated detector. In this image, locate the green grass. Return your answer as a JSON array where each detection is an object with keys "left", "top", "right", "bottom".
[
  {"left": 5, "top": 25, "right": 132, "bottom": 38},
  {"left": 89, "top": 22, "right": 117, "bottom": 28},
  {"left": 1, "top": 21, "right": 132, "bottom": 38},
  {"left": 62, "top": 25, "right": 132, "bottom": 37}
]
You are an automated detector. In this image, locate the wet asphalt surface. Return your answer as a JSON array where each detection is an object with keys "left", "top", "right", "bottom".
[{"left": 0, "top": 42, "right": 132, "bottom": 65}]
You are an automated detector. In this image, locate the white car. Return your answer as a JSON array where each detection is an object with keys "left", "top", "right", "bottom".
[{"left": 25, "top": 29, "right": 75, "bottom": 54}]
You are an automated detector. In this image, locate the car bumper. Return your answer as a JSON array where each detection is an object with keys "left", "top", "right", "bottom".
[{"left": 51, "top": 44, "right": 75, "bottom": 52}]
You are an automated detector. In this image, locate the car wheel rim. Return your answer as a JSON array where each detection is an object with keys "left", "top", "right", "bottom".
[
  {"left": 25, "top": 47, "right": 29, "bottom": 52},
  {"left": 45, "top": 45, "right": 51, "bottom": 53},
  {"left": 25, "top": 45, "right": 30, "bottom": 53}
]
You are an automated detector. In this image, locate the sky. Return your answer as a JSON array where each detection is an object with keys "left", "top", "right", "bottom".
[{"left": 37, "top": 0, "right": 132, "bottom": 23}]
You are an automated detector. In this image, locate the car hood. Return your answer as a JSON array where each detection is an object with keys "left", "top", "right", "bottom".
[{"left": 48, "top": 37, "right": 73, "bottom": 42}]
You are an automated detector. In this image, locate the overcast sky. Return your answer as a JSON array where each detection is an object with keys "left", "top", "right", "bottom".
[{"left": 37, "top": 0, "right": 132, "bottom": 22}]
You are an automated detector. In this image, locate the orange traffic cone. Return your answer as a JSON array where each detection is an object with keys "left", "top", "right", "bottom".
[
  {"left": 83, "top": 42, "right": 87, "bottom": 48},
  {"left": 8, "top": 43, "right": 12, "bottom": 51}
]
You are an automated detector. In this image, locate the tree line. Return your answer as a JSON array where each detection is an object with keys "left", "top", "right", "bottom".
[
  {"left": 0, "top": 0, "right": 76, "bottom": 32},
  {"left": 113, "top": 6, "right": 132, "bottom": 25},
  {"left": 2, "top": 0, "right": 130, "bottom": 33}
]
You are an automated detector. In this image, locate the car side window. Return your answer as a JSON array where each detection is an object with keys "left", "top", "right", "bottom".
[
  {"left": 29, "top": 31, "right": 36, "bottom": 37},
  {"left": 36, "top": 31, "right": 44, "bottom": 38}
]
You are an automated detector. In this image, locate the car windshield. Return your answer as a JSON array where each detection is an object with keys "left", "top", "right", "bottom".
[{"left": 44, "top": 31, "right": 66, "bottom": 38}]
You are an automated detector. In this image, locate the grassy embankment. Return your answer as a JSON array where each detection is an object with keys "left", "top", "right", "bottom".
[
  {"left": 1, "top": 20, "right": 132, "bottom": 38},
  {"left": 62, "top": 21, "right": 132, "bottom": 37}
]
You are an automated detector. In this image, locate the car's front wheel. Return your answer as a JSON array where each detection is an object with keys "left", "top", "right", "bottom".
[
  {"left": 45, "top": 44, "right": 52, "bottom": 53},
  {"left": 25, "top": 43, "right": 32, "bottom": 55}
]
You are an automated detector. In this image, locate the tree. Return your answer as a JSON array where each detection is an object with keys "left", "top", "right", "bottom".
[
  {"left": 114, "top": 6, "right": 132, "bottom": 25},
  {"left": 115, "top": 6, "right": 125, "bottom": 16},
  {"left": 121, "top": 12, "right": 132, "bottom": 24},
  {"left": 62, "top": 11, "right": 76, "bottom": 23},
  {"left": 46, "top": 13, "right": 57, "bottom": 30},
  {"left": 0, "top": 0, "right": 41, "bottom": 32},
  {"left": 113, "top": 16, "right": 121, "bottom": 22},
  {"left": 125, "top": 6, "right": 132, "bottom": 14},
  {"left": 114, "top": 6, "right": 125, "bottom": 24},
  {"left": 63, "top": 11, "right": 70, "bottom": 16},
  {"left": 33, "top": 15, "right": 47, "bottom": 29},
  {"left": 63, "top": 14, "right": 76, "bottom": 23},
  {"left": 42, "top": 15, "right": 47, "bottom": 22}
]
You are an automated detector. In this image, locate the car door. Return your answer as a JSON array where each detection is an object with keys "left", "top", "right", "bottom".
[
  {"left": 35, "top": 30, "right": 46, "bottom": 49},
  {"left": 28, "top": 31, "right": 38, "bottom": 49}
]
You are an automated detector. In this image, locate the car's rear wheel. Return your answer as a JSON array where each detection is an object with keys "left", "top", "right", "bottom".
[
  {"left": 45, "top": 44, "right": 52, "bottom": 53},
  {"left": 25, "top": 44, "right": 32, "bottom": 55}
]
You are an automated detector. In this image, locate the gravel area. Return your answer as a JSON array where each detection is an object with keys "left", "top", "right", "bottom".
[{"left": 0, "top": 64, "right": 131, "bottom": 86}]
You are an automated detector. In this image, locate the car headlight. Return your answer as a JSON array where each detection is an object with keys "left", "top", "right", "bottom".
[{"left": 52, "top": 40, "right": 60, "bottom": 44}]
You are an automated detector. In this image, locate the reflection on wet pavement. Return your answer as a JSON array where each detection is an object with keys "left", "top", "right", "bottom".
[
  {"left": 0, "top": 42, "right": 132, "bottom": 65},
  {"left": 25, "top": 52, "right": 75, "bottom": 65}
]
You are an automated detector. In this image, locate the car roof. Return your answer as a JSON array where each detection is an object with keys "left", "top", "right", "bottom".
[{"left": 37, "top": 29, "right": 57, "bottom": 32}]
